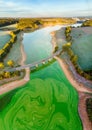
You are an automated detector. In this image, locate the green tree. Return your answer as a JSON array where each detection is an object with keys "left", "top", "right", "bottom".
[
  {"left": 7, "top": 60, "right": 14, "bottom": 67},
  {"left": 0, "top": 62, "right": 4, "bottom": 69}
]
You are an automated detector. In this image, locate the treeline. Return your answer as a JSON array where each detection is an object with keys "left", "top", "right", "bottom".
[
  {"left": 85, "top": 70, "right": 92, "bottom": 77},
  {"left": 0, "top": 18, "right": 18, "bottom": 27},
  {"left": 41, "top": 18, "right": 76, "bottom": 25},
  {"left": 0, "top": 18, "right": 76, "bottom": 29},
  {"left": 0, "top": 70, "right": 21, "bottom": 80},
  {"left": 86, "top": 98, "right": 92, "bottom": 121},
  {"left": 62, "top": 26, "right": 92, "bottom": 80},
  {"left": 82, "top": 19, "right": 92, "bottom": 27},
  {"left": 0, "top": 59, "right": 22, "bottom": 81},
  {"left": 17, "top": 18, "right": 42, "bottom": 30},
  {"left": 17, "top": 18, "right": 76, "bottom": 30},
  {"left": 0, "top": 29, "right": 21, "bottom": 80},
  {"left": 65, "top": 26, "right": 72, "bottom": 41},
  {"left": 0, "top": 59, "right": 24, "bottom": 80},
  {"left": 0, "top": 29, "right": 20, "bottom": 62}
]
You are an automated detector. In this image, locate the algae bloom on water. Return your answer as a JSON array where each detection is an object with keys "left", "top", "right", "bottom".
[{"left": 0, "top": 62, "right": 82, "bottom": 130}]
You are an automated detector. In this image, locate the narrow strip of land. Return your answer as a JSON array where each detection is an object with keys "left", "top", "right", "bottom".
[
  {"left": 0, "top": 33, "right": 30, "bottom": 95},
  {"left": 78, "top": 92, "right": 92, "bottom": 130},
  {"left": 55, "top": 56, "right": 92, "bottom": 93}
]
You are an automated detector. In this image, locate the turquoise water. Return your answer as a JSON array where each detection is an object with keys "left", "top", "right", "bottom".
[
  {"left": 23, "top": 26, "right": 62, "bottom": 64},
  {"left": 71, "top": 30, "right": 92, "bottom": 70},
  {"left": 0, "top": 31, "right": 11, "bottom": 49}
]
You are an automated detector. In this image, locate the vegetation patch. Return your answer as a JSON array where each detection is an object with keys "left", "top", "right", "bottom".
[
  {"left": 4, "top": 32, "right": 22, "bottom": 65},
  {"left": 0, "top": 18, "right": 18, "bottom": 27},
  {"left": 82, "top": 19, "right": 92, "bottom": 27},
  {"left": 86, "top": 98, "right": 92, "bottom": 121},
  {"left": 62, "top": 26, "right": 92, "bottom": 80},
  {"left": 0, "top": 69, "right": 25, "bottom": 85},
  {"left": 0, "top": 30, "right": 20, "bottom": 62},
  {"left": 0, "top": 29, "right": 23, "bottom": 82},
  {"left": 17, "top": 18, "right": 76, "bottom": 30}
]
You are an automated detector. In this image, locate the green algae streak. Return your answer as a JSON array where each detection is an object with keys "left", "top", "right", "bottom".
[{"left": 0, "top": 62, "right": 82, "bottom": 130}]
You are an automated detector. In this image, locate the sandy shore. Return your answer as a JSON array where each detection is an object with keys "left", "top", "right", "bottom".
[
  {"left": 51, "top": 26, "right": 92, "bottom": 130},
  {"left": 0, "top": 32, "right": 30, "bottom": 95},
  {"left": 51, "top": 32, "right": 57, "bottom": 53},
  {"left": 55, "top": 56, "right": 92, "bottom": 93},
  {"left": 54, "top": 56, "right": 92, "bottom": 130}
]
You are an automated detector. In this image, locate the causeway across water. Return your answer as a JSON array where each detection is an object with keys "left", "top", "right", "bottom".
[{"left": 4, "top": 50, "right": 62, "bottom": 72}]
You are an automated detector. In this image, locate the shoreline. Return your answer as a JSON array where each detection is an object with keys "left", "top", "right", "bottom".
[
  {"left": 55, "top": 56, "right": 92, "bottom": 93},
  {"left": 51, "top": 27, "right": 92, "bottom": 130},
  {"left": 54, "top": 56, "right": 92, "bottom": 130},
  {"left": 78, "top": 92, "right": 92, "bottom": 130},
  {"left": 0, "top": 25, "right": 62, "bottom": 94},
  {"left": 0, "top": 32, "right": 30, "bottom": 95},
  {"left": 51, "top": 32, "right": 57, "bottom": 53}
]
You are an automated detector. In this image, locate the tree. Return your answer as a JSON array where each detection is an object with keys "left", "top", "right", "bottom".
[
  {"left": 7, "top": 60, "right": 14, "bottom": 67},
  {"left": 4, "top": 71, "right": 11, "bottom": 78},
  {"left": 0, "top": 62, "right": 4, "bottom": 69},
  {"left": 71, "top": 55, "right": 78, "bottom": 64},
  {"left": 62, "top": 42, "right": 71, "bottom": 52},
  {"left": 0, "top": 71, "right": 5, "bottom": 80}
]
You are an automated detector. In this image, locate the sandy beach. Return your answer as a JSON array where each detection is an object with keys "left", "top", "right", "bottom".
[
  {"left": 52, "top": 26, "right": 92, "bottom": 130},
  {"left": 51, "top": 32, "right": 57, "bottom": 52},
  {"left": 0, "top": 32, "right": 30, "bottom": 95}
]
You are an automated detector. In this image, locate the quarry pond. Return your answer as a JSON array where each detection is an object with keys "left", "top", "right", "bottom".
[{"left": 0, "top": 25, "right": 82, "bottom": 130}]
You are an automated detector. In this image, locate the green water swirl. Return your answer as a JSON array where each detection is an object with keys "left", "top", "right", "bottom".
[{"left": 0, "top": 62, "right": 82, "bottom": 130}]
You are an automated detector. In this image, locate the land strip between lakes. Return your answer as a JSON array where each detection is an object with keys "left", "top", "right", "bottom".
[{"left": 0, "top": 33, "right": 30, "bottom": 95}]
